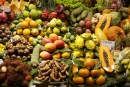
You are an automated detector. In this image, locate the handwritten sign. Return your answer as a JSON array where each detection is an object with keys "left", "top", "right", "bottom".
[{"left": 100, "top": 40, "right": 115, "bottom": 50}]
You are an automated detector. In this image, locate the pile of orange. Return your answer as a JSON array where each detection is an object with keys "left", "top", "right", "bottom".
[
  {"left": 16, "top": 17, "right": 41, "bottom": 38},
  {"left": 72, "top": 58, "right": 106, "bottom": 85}
]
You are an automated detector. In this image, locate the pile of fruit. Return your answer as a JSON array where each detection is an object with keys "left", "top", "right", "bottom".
[{"left": 0, "top": 0, "right": 130, "bottom": 86}]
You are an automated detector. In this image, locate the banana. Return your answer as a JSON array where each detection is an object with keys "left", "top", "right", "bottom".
[
  {"left": 124, "top": 64, "right": 128, "bottom": 69},
  {"left": 128, "top": 63, "right": 130, "bottom": 69},
  {"left": 126, "top": 69, "right": 130, "bottom": 77},
  {"left": 121, "top": 59, "right": 130, "bottom": 65}
]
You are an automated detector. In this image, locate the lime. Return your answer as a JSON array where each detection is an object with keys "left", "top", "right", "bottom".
[
  {"left": 36, "top": 19, "right": 43, "bottom": 25},
  {"left": 30, "top": 9, "right": 38, "bottom": 19},
  {"left": 28, "top": 4, "right": 36, "bottom": 10},
  {"left": 23, "top": 10, "right": 30, "bottom": 17}
]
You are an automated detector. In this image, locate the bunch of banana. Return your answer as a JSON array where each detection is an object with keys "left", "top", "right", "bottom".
[
  {"left": 0, "top": 44, "right": 5, "bottom": 52},
  {"left": 121, "top": 58, "right": 130, "bottom": 81}
]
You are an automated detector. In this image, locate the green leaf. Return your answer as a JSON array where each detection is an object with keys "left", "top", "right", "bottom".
[
  {"left": 53, "top": 48, "right": 72, "bottom": 54},
  {"left": 30, "top": 68, "right": 38, "bottom": 76},
  {"left": 1, "top": 83, "right": 8, "bottom": 87},
  {"left": 72, "top": 58, "right": 84, "bottom": 67},
  {"left": 93, "top": 59, "right": 102, "bottom": 69},
  {"left": 33, "top": 80, "right": 43, "bottom": 84}
]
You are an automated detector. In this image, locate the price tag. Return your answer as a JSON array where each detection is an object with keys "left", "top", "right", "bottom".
[{"left": 100, "top": 40, "right": 115, "bottom": 50}]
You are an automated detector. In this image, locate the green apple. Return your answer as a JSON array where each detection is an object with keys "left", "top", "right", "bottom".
[
  {"left": 36, "top": 19, "right": 43, "bottom": 25},
  {"left": 29, "top": 4, "right": 36, "bottom": 10},
  {"left": 23, "top": 10, "right": 30, "bottom": 17},
  {"left": 30, "top": 9, "right": 38, "bottom": 19}
]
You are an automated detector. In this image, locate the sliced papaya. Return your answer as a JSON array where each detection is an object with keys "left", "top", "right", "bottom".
[
  {"left": 95, "top": 14, "right": 111, "bottom": 33},
  {"left": 99, "top": 46, "right": 115, "bottom": 72}
]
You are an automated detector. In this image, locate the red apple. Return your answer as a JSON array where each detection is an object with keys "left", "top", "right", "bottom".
[
  {"left": 49, "top": 33, "right": 59, "bottom": 42},
  {"left": 44, "top": 43, "right": 56, "bottom": 52},
  {"left": 40, "top": 51, "right": 51, "bottom": 60},
  {"left": 42, "top": 38, "right": 52, "bottom": 45},
  {"left": 85, "top": 20, "right": 92, "bottom": 29},
  {"left": 54, "top": 40, "right": 65, "bottom": 49}
]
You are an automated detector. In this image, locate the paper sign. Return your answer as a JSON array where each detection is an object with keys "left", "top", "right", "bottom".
[{"left": 100, "top": 40, "right": 115, "bottom": 50}]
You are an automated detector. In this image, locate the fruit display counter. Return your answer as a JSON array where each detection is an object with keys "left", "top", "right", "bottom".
[{"left": 0, "top": 0, "right": 130, "bottom": 87}]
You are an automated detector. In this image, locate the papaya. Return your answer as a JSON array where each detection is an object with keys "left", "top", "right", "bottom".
[
  {"left": 99, "top": 46, "right": 115, "bottom": 72},
  {"left": 95, "top": 14, "right": 111, "bottom": 33},
  {"left": 95, "top": 28, "right": 108, "bottom": 44}
]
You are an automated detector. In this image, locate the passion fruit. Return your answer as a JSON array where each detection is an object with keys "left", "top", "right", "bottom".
[{"left": 56, "top": 4, "right": 64, "bottom": 13}]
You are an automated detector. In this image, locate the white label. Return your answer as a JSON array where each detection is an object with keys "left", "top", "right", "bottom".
[
  {"left": 100, "top": 40, "right": 115, "bottom": 50},
  {"left": 0, "top": 59, "right": 3, "bottom": 64}
]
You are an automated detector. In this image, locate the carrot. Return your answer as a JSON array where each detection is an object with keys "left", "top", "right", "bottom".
[{"left": 30, "top": 44, "right": 41, "bottom": 67}]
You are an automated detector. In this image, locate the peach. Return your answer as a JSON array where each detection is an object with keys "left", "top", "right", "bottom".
[
  {"left": 54, "top": 39, "right": 65, "bottom": 49},
  {"left": 42, "top": 38, "right": 52, "bottom": 45},
  {"left": 44, "top": 43, "right": 56, "bottom": 52},
  {"left": 49, "top": 33, "right": 59, "bottom": 42},
  {"left": 40, "top": 51, "right": 51, "bottom": 60}
]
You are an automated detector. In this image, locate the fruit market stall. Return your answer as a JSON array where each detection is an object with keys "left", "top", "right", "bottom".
[{"left": 0, "top": 0, "right": 130, "bottom": 87}]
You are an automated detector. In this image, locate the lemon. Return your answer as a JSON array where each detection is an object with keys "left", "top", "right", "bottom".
[{"left": 85, "top": 40, "right": 95, "bottom": 50}]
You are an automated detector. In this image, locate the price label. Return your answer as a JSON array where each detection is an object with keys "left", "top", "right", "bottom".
[{"left": 100, "top": 40, "right": 115, "bottom": 50}]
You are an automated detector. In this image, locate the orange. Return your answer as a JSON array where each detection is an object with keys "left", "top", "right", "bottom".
[
  {"left": 52, "top": 52, "right": 61, "bottom": 59},
  {"left": 21, "top": 21, "right": 29, "bottom": 28},
  {"left": 16, "top": 28, "right": 23, "bottom": 35},
  {"left": 28, "top": 36, "right": 34, "bottom": 43},
  {"left": 29, "top": 20, "right": 37, "bottom": 28},
  {"left": 31, "top": 28, "right": 39, "bottom": 36},
  {"left": 100, "top": 68, "right": 105, "bottom": 75},
  {"left": 25, "top": 17, "right": 32, "bottom": 23},
  {"left": 61, "top": 52, "right": 70, "bottom": 59},
  {"left": 4, "top": 1, "right": 9, "bottom": 6},
  {"left": 85, "top": 76, "right": 95, "bottom": 85},
  {"left": 84, "top": 58, "right": 95, "bottom": 69},
  {"left": 39, "top": 30, "right": 45, "bottom": 36},
  {"left": 91, "top": 69, "right": 101, "bottom": 77},
  {"left": 23, "top": 28, "right": 31, "bottom": 36},
  {"left": 95, "top": 75, "right": 106, "bottom": 85},
  {"left": 72, "top": 65, "right": 78, "bottom": 74},
  {"left": 78, "top": 68, "right": 90, "bottom": 78},
  {"left": 72, "top": 76, "right": 84, "bottom": 85}
]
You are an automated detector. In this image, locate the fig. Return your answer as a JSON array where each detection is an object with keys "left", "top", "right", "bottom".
[{"left": 56, "top": 4, "right": 64, "bottom": 13}]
